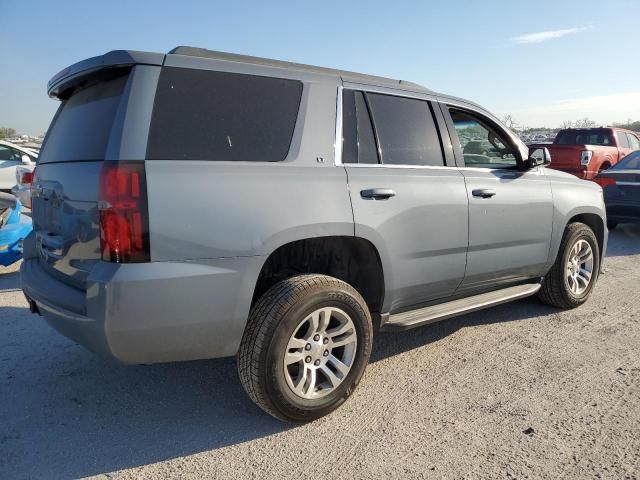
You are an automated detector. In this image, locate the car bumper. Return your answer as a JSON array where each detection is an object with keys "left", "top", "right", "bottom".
[{"left": 21, "top": 254, "right": 263, "bottom": 364}]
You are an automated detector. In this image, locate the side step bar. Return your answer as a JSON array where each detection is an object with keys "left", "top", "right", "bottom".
[{"left": 383, "top": 283, "right": 541, "bottom": 331}]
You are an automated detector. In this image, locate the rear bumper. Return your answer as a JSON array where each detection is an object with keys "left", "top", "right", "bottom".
[{"left": 21, "top": 254, "right": 263, "bottom": 364}]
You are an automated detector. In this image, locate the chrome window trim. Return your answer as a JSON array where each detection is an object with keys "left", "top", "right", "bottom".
[{"left": 334, "top": 85, "right": 344, "bottom": 167}]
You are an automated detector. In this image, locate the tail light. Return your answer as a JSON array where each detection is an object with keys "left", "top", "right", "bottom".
[
  {"left": 580, "top": 150, "right": 593, "bottom": 166},
  {"left": 20, "top": 167, "right": 35, "bottom": 185},
  {"left": 98, "top": 161, "right": 150, "bottom": 263},
  {"left": 594, "top": 177, "right": 616, "bottom": 188}
]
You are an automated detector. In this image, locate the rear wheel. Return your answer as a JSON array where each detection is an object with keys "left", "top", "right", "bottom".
[
  {"left": 238, "top": 274, "right": 373, "bottom": 422},
  {"left": 538, "top": 222, "right": 600, "bottom": 309}
]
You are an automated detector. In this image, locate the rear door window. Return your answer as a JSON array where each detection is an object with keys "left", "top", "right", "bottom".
[
  {"left": 342, "top": 90, "right": 379, "bottom": 164},
  {"left": 366, "top": 93, "right": 444, "bottom": 167},
  {"left": 626, "top": 133, "right": 640, "bottom": 150},
  {"left": 38, "top": 71, "right": 129, "bottom": 164},
  {"left": 618, "top": 132, "right": 630, "bottom": 149},
  {"left": 147, "top": 67, "right": 303, "bottom": 161}
]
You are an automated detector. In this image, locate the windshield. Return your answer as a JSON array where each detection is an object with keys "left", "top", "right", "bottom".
[{"left": 613, "top": 151, "right": 640, "bottom": 170}]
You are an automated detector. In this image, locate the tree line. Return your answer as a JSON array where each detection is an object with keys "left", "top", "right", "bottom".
[
  {"left": 502, "top": 117, "right": 640, "bottom": 133},
  {"left": 0, "top": 127, "right": 17, "bottom": 140}
]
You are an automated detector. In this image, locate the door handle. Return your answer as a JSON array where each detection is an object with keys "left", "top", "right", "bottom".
[
  {"left": 360, "top": 188, "right": 396, "bottom": 200},
  {"left": 472, "top": 188, "right": 496, "bottom": 198}
]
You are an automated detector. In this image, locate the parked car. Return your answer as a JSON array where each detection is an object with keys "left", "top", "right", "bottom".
[
  {"left": 532, "top": 127, "right": 640, "bottom": 179},
  {"left": 22, "top": 47, "right": 607, "bottom": 422},
  {"left": 0, "top": 140, "right": 37, "bottom": 191},
  {"left": 594, "top": 150, "right": 640, "bottom": 229}
]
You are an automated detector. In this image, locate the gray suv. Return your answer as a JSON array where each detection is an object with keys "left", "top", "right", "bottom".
[{"left": 21, "top": 47, "right": 608, "bottom": 422}]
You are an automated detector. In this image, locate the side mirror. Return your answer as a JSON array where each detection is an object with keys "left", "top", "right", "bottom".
[
  {"left": 527, "top": 147, "right": 551, "bottom": 168},
  {"left": 21, "top": 154, "right": 32, "bottom": 165}
]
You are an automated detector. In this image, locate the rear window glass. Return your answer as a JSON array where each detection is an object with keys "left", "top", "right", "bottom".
[
  {"left": 556, "top": 130, "right": 612, "bottom": 146},
  {"left": 39, "top": 72, "right": 128, "bottom": 164},
  {"left": 366, "top": 93, "right": 444, "bottom": 166},
  {"left": 147, "top": 67, "right": 303, "bottom": 161}
]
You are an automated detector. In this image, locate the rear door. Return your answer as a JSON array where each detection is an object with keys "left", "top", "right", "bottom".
[
  {"left": 440, "top": 103, "right": 553, "bottom": 293},
  {"left": 341, "top": 87, "right": 468, "bottom": 313},
  {"left": 32, "top": 66, "right": 154, "bottom": 290}
]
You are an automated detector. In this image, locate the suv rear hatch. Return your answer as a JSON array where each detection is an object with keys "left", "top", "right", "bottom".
[
  {"left": 33, "top": 51, "right": 164, "bottom": 292},
  {"left": 34, "top": 70, "right": 129, "bottom": 289}
]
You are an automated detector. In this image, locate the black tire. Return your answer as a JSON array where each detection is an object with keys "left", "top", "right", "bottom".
[
  {"left": 237, "top": 274, "right": 373, "bottom": 422},
  {"left": 607, "top": 219, "right": 618, "bottom": 231},
  {"left": 538, "top": 222, "right": 600, "bottom": 309}
]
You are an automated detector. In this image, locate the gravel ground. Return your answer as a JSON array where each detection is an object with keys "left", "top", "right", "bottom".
[{"left": 1, "top": 225, "right": 639, "bottom": 480}]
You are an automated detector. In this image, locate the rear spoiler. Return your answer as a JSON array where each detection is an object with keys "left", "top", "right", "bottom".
[{"left": 47, "top": 50, "right": 165, "bottom": 99}]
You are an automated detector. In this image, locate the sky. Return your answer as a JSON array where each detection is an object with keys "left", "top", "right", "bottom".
[{"left": 1, "top": 0, "right": 639, "bottom": 135}]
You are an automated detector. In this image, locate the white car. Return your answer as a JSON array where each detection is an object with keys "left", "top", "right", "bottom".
[{"left": 0, "top": 140, "right": 37, "bottom": 191}]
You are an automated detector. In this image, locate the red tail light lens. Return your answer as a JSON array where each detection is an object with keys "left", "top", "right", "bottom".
[
  {"left": 594, "top": 177, "right": 616, "bottom": 188},
  {"left": 98, "top": 162, "right": 150, "bottom": 263},
  {"left": 20, "top": 168, "right": 35, "bottom": 185}
]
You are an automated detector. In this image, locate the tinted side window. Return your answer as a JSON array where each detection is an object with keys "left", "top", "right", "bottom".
[
  {"left": 449, "top": 108, "right": 517, "bottom": 169},
  {"left": 618, "top": 132, "right": 630, "bottom": 149},
  {"left": 626, "top": 133, "right": 640, "bottom": 150},
  {"left": 342, "top": 90, "right": 378, "bottom": 164},
  {"left": 366, "top": 93, "right": 444, "bottom": 166},
  {"left": 147, "top": 67, "right": 303, "bottom": 161}
]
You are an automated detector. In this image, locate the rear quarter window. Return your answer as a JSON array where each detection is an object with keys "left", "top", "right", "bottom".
[{"left": 147, "top": 67, "right": 303, "bottom": 161}]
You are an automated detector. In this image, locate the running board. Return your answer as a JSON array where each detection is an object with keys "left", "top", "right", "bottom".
[{"left": 383, "top": 283, "right": 541, "bottom": 331}]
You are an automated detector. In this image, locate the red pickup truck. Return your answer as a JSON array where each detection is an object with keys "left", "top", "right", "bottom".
[{"left": 533, "top": 127, "right": 640, "bottom": 179}]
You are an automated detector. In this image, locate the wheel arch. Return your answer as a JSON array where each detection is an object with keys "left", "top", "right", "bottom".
[
  {"left": 567, "top": 212, "right": 605, "bottom": 260},
  {"left": 251, "top": 236, "right": 386, "bottom": 323}
]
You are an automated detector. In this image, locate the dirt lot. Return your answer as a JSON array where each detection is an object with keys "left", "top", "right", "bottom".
[{"left": 1, "top": 226, "right": 639, "bottom": 480}]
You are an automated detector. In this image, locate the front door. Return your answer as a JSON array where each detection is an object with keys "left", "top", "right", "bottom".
[{"left": 442, "top": 105, "right": 553, "bottom": 293}]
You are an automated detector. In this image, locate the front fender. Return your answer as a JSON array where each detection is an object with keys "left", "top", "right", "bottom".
[{"left": 548, "top": 178, "right": 606, "bottom": 268}]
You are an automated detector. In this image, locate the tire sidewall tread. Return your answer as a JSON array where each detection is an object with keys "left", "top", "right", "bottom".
[
  {"left": 538, "top": 222, "right": 600, "bottom": 309},
  {"left": 238, "top": 274, "right": 373, "bottom": 423}
]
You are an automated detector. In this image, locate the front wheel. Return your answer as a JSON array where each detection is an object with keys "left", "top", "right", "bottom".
[
  {"left": 538, "top": 222, "right": 600, "bottom": 309},
  {"left": 237, "top": 274, "right": 373, "bottom": 422}
]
